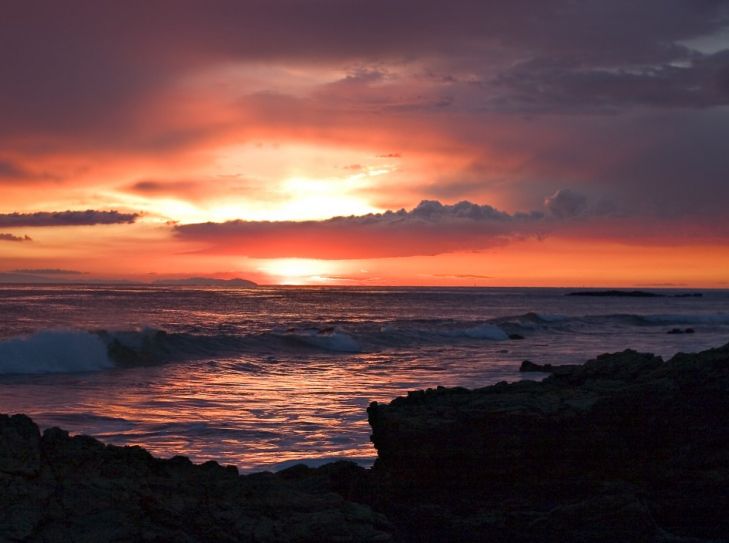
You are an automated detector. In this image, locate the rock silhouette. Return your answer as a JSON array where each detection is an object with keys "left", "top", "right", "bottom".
[
  {"left": 0, "top": 415, "right": 389, "bottom": 542},
  {"left": 368, "top": 344, "right": 729, "bottom": 541}
]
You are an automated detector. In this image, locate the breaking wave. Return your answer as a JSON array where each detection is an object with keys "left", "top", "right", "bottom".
[
  {"left": 0, "top": 330, "right": 114, "bottom": 375},
  {"left": 1, "top": 310, "right": 727, "bottom": 375}
]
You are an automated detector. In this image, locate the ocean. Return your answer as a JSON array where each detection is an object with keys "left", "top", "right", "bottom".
[{"left": 0, "top": 285, "right": 727, "bottom": 471}]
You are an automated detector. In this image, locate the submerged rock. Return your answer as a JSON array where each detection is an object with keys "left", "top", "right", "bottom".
[
  {"left": 0, "top": 415, "right": 390, "bottom": 542},
  {"left": 368, "top": 343, "right": 729, "bottom": 542}
]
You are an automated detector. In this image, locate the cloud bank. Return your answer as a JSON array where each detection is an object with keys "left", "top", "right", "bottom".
[
  {"left": 175, "top": 190, "right": 729, "bottom": 260},
  {"left": 0, "top": 233, "right": 31, "bottom": 242},
  {"left": 175, "top": 200, "right": 548, "bottom": 259},
  {"left": 0, "top": 210, "right": 139, "bottom": 227}
]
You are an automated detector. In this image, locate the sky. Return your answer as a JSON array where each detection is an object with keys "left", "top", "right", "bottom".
[{"left": 1, "top": 0, "right": 729, "bottom": 286}]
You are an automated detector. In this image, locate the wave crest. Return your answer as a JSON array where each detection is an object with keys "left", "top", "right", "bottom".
[{"left": 0, "top": 330, "right": 114, "bottom": 375}]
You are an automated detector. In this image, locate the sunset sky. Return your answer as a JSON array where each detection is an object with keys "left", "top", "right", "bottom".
[{"left": 2, "top": 1, "right": 729, "bottom": 286}]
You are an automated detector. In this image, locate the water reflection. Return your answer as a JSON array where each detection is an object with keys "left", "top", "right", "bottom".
[{"left": 0, "top": 346, "right": 526, "bottom": 471}]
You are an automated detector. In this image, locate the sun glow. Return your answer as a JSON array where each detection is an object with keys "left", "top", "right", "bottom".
[
  {"left": 275, "top": 176, "right": 379, "bottom": 220},
  {"left": 259, "top": 258, "right": 341, "bottom": 285}
]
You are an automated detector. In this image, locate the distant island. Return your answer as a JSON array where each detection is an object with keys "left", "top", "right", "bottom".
[
  {"left": 567, "top": 290, "right": 702, "bottom": 298},
  {"left": 0, "top": 272, "right": 257, "bottom": 287},
  {"left": 153, "top": 277, "right": 258, "bottom": 287},
  {"left": 0, "top": 271, "right": 132, "bottom": 285}
]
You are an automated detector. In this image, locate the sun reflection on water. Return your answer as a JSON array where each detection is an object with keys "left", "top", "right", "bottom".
[{"left": 0, "top": 346, "right": 524, "bottom": 471}]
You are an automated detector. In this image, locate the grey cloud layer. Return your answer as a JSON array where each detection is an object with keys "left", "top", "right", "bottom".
[
  {"left": 492, "top": 49, "right": 729, "bottom": 111},
  {"left": 1, "top": 0, "right": 727, "bottom": 139}
]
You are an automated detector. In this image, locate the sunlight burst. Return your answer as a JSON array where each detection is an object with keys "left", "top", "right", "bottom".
[{"left": 259, "top": 258, "right": 339, "bottom": 285}]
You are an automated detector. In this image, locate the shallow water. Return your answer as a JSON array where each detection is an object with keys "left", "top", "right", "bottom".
[{"left": 1, "top": 286, "right": 727, "bottom": 470}]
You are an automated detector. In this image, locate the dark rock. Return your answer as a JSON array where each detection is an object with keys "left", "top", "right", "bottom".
[
  {"left": 544, "top": 349, "right": 663, "bottom": 385},
  {"left": 509, "top": 333, "right": 526, "bottom": 340},
  {"left": 519, "top": 360, "right": 547, "bottom": 372},
  {"left": 531, "top": 484, "right": 659, "bottom": 543},
  {"left": 667, "top": 328, "right": 697, "bottom": 335},
  {"left": 0, "top": 414, "right": 41, "bottom": 477},
  {"left": 368, "top": 343, "right": 729, "bottom": 542},
  {"left": 0, "top": 417, "right": 391, "bottom": 542},
  {"left": 519, "top": 360, "right": 580, "bottom": 377}
]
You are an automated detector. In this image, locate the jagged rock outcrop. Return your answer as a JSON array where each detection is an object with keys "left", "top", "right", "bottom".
[
  {"left": 368, "top": 344, "right": 729, "bottom": 542},
  {"left": 0, "top": 415, "right": 390, "bottom": 543}
]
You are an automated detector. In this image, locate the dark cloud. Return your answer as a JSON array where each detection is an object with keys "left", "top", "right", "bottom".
[
  {"left": 544, "top": 189, "right": 588, "bottom": 219},
  {"left": 0, "top": 233, "right": 32, "bottom": 242},
  {"left": 127, "top": 180, "right": 199, "bottom": 194},
  {"left": 492, "top": 49, "right": 729, "bottom": 112},
  {"left": 0, "top": 210, "right": 139, "bottom": 227},
  {"left": 419, "top": 107, "right": 729, "bottom": 219},
  {"left": 1, "top": 0, "right": 727, "bottom": 144},
  {"left": 175, "top": 200, "right": 546, "bottom": 259}
]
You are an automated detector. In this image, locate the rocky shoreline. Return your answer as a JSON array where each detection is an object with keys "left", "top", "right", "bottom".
[{"left": 2, "top": 343, "right": 729, "bottom": 542}]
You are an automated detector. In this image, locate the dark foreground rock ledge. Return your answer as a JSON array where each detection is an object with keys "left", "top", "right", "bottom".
[
  {"left": 0, "top": 415, "right": 390, "bottom": 542},
  {"left": 368, "top": 343, "right": 729, "bottom": 542}
]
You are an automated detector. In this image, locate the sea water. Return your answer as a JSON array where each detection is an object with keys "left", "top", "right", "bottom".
[{"left": 0, "top": 285, "right": 727, "bottom": 471}]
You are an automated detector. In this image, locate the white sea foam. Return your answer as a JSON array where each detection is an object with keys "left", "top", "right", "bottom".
[{"left": 0, "top": 330, "right": 114, "bottom": 374}]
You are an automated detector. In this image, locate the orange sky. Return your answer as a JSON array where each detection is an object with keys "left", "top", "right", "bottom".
[{"left": 1, "top": 2, "right": 729, "bottom": 286}]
